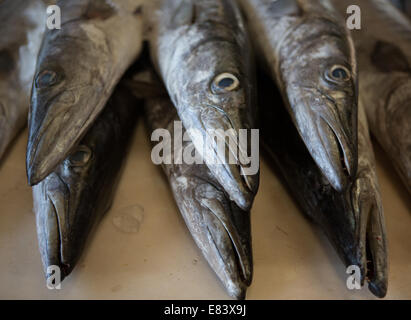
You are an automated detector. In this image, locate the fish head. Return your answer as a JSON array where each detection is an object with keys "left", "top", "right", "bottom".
[
  {"left": 167, "top": 35, "right": 259, "bottom": 210},
  {"left": 170, "top": 168, "right": 252, "bottom": 300},
  {"left": 26, "top": 21, "right": 114, "bottom": 186},
  {"left": 33, "top": 143, "right": 98, "bottom": 281},
  {"left": 281, "top": 16, "right": 358, "bottom": 191}
]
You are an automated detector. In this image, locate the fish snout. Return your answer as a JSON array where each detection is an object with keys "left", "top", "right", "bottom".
[
  {"left": 318, "top": 116, "right": 357, "bottom": 190},
  {"left": 188, "top": 107, "right": 259, "bottom": 210},
  {"left": 351, "top": 175, "right": 388, "bottom": 298},
  {"left": 290, "top": 84, "right": 358, "bottom": 191},
  {"left": 34, "top": 173, "right": 73, "bottom": 281},
  {"left": 200, "top": 196, "right": 252, "bottom": 299},
  {"left": 27, "top": 88, "right": 91, "bottom": 186},
  {"left": 174, "top": 179, "right": 253, "bottom": 299}
]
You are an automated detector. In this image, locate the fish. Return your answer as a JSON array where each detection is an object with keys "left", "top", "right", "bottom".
[
  {"left": 135, "top": 64, "right": 253, "bottom": 299},
  {"left": 258, "top": 68, "right": 388, "bottom": 298},
  {"left": 331, "top": 0, "right": 411, "bottom": 195},
  {"left": 145, "top": 96, "right": 253, "bottom": 300},
  {"left": 238, "top": 0, "right": 358, "bottom": 192},
  {"left": 26, "top": 0, "right": 144, "bottom": 185},
  {"left": 145, "top": 0, "right": 259, "bottom": 211},
  {"left": 0, "top": 0, "right": 46, "bottom": 161},
  {"left": 33, "top": 85, "right": 139, "bottom": 281}
]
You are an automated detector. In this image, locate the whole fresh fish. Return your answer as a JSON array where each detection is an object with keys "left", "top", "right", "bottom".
[
  {"left": 390, "top": 0, "right": 411, "bottom": 17},
  {"left": 33, "top": 85, "right": 139, "bottom": 280},
  {"left": 259, "top": 69, "right": 388, "bottom": 298},
  {"left": 26, "top": 0, "right": 144, "bottom": 185},
  {"left": 0, "top": 0, "right": 45, "bottom": 160},
  {"left": 238, "top": 0, "right": 358, "bottom": 192},
  {"left": 146, "top": 0, "right": 259, "bottom": 211},
  {"left": 332, "top": 0, "right": 411, "bottom": 195},
  {"left": 145, "top": 95, "right": 252, "bottom": 300}
]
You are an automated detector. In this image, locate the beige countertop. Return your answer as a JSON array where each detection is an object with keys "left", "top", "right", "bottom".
[{"left": 0, "top": 122, "right": 410, "bottom": 299}]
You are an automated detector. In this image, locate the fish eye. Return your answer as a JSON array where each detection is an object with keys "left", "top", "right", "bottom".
[
  {"left": 35, "top": 70, "right": 58, "bottom": 88},
  {"left": 325, "top": 65, "right": 351, "bottom": 83},
  {"left": 211, "top": 73, "right": 240, "bottom": 93},
  {"left": 67, "top": 146, "right": 92, "bottom": 167}
]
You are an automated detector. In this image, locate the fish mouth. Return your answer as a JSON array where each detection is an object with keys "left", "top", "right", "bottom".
[
  {"left": 349, "top": 176, "right": 388, "bottom": 298},
  {"left": 33, "top": 173, "right": 73, "bottom": 281},
  {"left": 200, "top": 197, "right": 252, "bottom": 299},
  {"left": 291, "top": 86, "right": 357, "bottom": 191},
  {"left": 26, "top": 88, "right": 104, "bottom": 186},
  {"left": 318, "top": 117, "right": 355, "bottom": 188},
  {"left": 185, "top": 106, "right": 259, "bottom": 211},
  {"left": 177, "top": 182, "right": 252, "bottom": 299}
]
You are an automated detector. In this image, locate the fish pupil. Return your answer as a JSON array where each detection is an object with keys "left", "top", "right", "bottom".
[
  {"left": 218, "top": 77, "right": 235, "bottom": 89},
  {"left": 70, "top": 151, "right": 89, "bottom": 165},
  {"left": 332, "top": 68, "right": 347, "bottom": 80},
  {"left": 36, "top": 70, "right": 57, "bottom": 88}
]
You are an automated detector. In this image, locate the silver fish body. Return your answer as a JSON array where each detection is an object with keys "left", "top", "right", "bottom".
[
  {"left": 146, "top": 0, "right": 259, "bottom": 211},
  {"left": 239, "top": 0, "right": 358, "bottom": 192},
  {"left": 259, "top": 69, "right": 388, "bottom": 298},
  {"left": 332, "top": 0, "right": 411, "bottom": 195},
  {"left": 0, "top": 0, "right": 45, "bottom": 160},
  {"left": 140, "top": 66, "right": 252, "bottom": 299},
  {"left": 27, "top": 0, "right": 144, "bottom": 185},
  {"left": 33, "top": 85, "right": 139, "bottom": 280}
]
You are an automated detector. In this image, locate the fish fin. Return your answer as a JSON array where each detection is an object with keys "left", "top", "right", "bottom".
[
  {"left": 170, "top": 0, "right": 196, "bottom": 27},
  {"left": 371, "top": 41, "right": 410, "bottom": 73}
]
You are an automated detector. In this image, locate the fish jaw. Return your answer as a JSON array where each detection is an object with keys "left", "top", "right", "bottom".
[
  {"left": 170, "top": 174, "right": 253, "bottom": 299},
  {"left": 180, "top": 105, "right": 259, "bottom": 211},
  {"left": 26, "top": 83, "right": 108, "bottom": 185},
  {"left": 287, "top": 83, "right": 358, "bottom": 192},
  {"left": 26, "top": 9, "right": 143, "bottom": 185},
  {"left": 33, "top": 173, "right": 74, "bottom": 281},
  {"left": 350, "top": 174, "right": 388, "bottom": 298}
]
